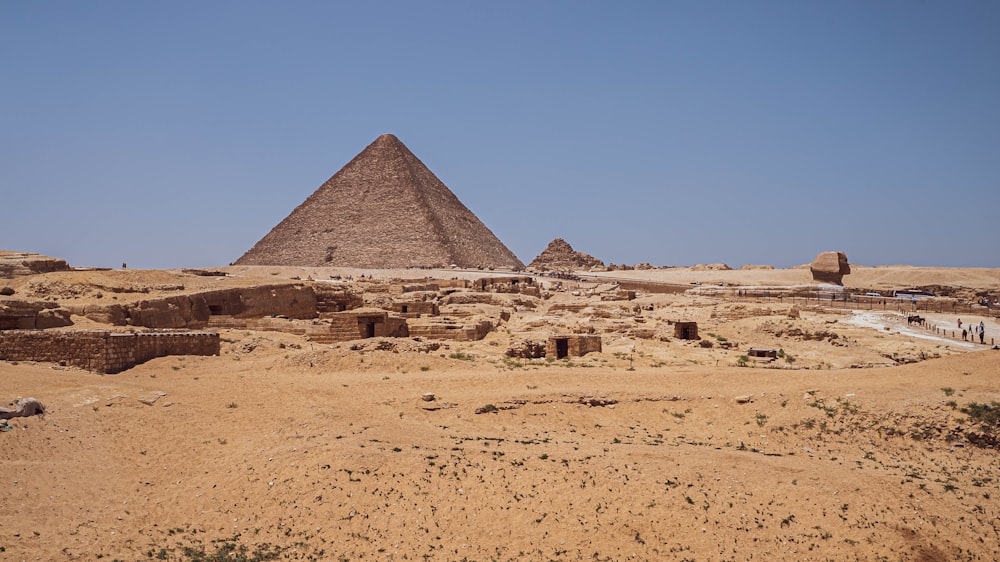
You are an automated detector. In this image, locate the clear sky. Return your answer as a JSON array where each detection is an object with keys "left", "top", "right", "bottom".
[{"left": 2, "top": 1, "right": 998, "bottom": 269}]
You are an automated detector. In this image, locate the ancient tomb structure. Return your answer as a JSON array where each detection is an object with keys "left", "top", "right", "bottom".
[
  {"left": 674, "top": 321, "right": 699, "bottom": 340},
  {"left": 236, "top": 133, "right": 524, "bottom": 270},
  {"left": 546, "top": 334, "right": 603, "bottom": 359},
  {"left": 306, "top": 310, "right": 409, "bottom": 344},
  {"left": 810, "top": 251, "right": 851, "bottom": 285},
  {"left": 748, "top": 347, "right": 779, "bottom": 359}
]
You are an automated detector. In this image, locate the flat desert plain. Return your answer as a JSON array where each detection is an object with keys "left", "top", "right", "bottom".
[{"left": 2, "top": 265, "right": 999, "bottom": 561}]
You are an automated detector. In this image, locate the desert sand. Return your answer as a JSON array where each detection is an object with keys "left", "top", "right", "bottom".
[{"left": 2, "top": 264, "right": 999, "bottom": 561}]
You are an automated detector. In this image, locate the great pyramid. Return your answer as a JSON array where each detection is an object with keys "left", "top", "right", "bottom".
[{"left": 236, "top": 134, "right": 524, "bottom": 270}]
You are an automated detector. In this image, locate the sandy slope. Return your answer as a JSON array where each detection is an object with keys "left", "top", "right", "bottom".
[{"left": 2, "top": 348, "right": 999, "bottom": 561}]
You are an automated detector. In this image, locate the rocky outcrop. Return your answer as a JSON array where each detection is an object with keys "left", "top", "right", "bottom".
[
  {"left": 0, "top": 251, "right": 71, "bottom": 279},
  {"left": 0, "top": 299, "right": 73, "bottom": 329},
  {"left": 528, "top": 238, "right": 604, "bottom": 272},
  {"left": 691, "top": 263, "right": 732, "bottom": 271},
  {"left": 69, "top": 284, "right": 319, "bottom": 329},
  {"left": 810, "top": 251, "right": 851, "bottom": 285}
]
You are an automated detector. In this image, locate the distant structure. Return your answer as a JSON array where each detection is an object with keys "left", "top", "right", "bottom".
[
  {"left": 673, "top": 321, "right": 699, "bottom": 340},
  {"left": 236, "top": 134, "right": 524, "bottom": 270},
  {"left": 0, "top": 251, "right": 70, "bottom": 279},
  {"left": 810, "top": 251, "right": 851, "bottom": 285},
  {"left": 547, "top": 334, "right": 602, "bottom": 358},
  {"left": 528, "top": 238, "right": 604, "bottom": 271}
]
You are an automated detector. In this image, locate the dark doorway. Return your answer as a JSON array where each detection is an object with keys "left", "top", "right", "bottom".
[
  {"left": 208, "top": 305, "right": 223, "bottom": 315},
  {"left": 361, "top": 321, "right": 376, "bottom": 338},
  {"left": 401, "top": 305, "right": 408, "bottom": 314},
  {"left": 555, "top": 338, "right": 569, "bottom": 359}
]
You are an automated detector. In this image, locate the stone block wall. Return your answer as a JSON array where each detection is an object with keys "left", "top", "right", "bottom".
[
  {"left": 0, "top": 330, "right": 219, "bottom": 373},
  {"left": 615, "top": 280, "right": 689, "bottom": 295}
]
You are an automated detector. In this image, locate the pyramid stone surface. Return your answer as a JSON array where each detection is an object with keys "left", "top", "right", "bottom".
[
  {"left": 236, "top": 134, "right": 524, "bottom": 269},
  {"left": 528, "top": 238, "right": 605, "bottom": 271}
]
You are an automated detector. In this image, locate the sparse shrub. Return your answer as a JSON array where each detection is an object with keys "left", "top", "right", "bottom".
[
  {"left": 941, "top": 387, "right": 955, "bottom": 396},
  {"left": 961, "top": 401, "right": 1000, "bottom": 432}
]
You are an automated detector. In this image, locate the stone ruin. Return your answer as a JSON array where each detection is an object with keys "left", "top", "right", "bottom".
[
  {"left": 528, "top": 238, "right": 605, "bottom": 272},
  {"left": 547, "top": 334, "right": 602, "bottom": 358},
  {"left": 810, "top": 251, "right": 851, "bottom": 285},
  {"left": 0, "top": 271, "right": 543, "bottom": 372}
]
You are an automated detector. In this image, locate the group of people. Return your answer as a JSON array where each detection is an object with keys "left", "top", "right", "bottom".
[{"left": 958, "top": 319, "right": 987, "bottom": 344}]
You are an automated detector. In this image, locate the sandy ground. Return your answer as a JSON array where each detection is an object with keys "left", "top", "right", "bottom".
[{"left": 2, "top": 265, "right": 1000, "bottom": 561}]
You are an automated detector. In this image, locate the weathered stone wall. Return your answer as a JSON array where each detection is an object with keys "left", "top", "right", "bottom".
[
  {"left": 408, "top": 320, "right": 493, "bottom": 342},
  {"left": 71, "top": 284, "right": 317, "bottom": 329},
  {"left": 206, "top": 316, "right": 308, "bottom": 336},
  {"left": 306, "top": 312, "right": 409, "bottom": 344},
  {"left": 313, "top": 285, "right": 363, "bottom": 314},
  {"left": 0, "top": 330, "right": 219, "bottom": 373},
  {"left": 473, "top": 276, "right": 535, "bottom": 292}
]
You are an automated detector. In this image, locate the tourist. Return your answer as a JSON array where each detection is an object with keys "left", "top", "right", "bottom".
[
  {"left": 958, "top": 318, "right": 962, "bottom": 329},
  {"left": 980, "top": 321, "right": 986, "bottom": 344},
  {"left": 962, "top": 328, "right": 968, "bottom": 341}
]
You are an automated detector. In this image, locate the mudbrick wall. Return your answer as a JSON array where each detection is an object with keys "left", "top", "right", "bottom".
[{"left": 0, "top": 330, "right": 220, "bottom": 373}]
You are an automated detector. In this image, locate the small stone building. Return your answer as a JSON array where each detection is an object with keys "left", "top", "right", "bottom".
[
  {"left": 307, "top": 310, "right": 408, "bottom": 343},
  {"left": 389, "top": 301, "right": 439, "bottom": 317},
  {"left": 748, "top": 347, "right": 778, "bottom": 359},
  {"left": 547, "top": 334, "right": 602, "bottom": 359},
  {"left": 674, "top": 321, "right": 699, "bottom": 340}
]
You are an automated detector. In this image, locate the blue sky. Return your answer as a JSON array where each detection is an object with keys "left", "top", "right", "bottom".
[{"left": 2, "top": 1, "right": 998, "bottom": 269}]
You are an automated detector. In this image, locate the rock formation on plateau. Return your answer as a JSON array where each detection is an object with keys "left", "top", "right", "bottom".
[
  {"left": 0, "top": 251, "right": 70, "bottom": 279},
  {"left": 810, "top": 251, "right": 851, "bottom": 284},
  {"left": 236, "top": 134, "right": 524, "bottom": 270}
]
